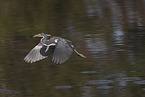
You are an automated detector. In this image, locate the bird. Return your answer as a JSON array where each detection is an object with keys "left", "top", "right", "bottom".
[{"left": 24, "top": 33, "right": 86, "bottom": 64}]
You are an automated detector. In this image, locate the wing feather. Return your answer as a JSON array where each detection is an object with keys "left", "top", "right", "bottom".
[
  {"left": 24, "top": 43, "right": 47, "bottom": 63},
  {"left": 52, "top": 38, "right": 73, "bottom": 64}
]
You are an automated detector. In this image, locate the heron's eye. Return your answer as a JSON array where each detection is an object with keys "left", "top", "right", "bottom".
[{"left": 39, "top": 34, "right": 42, "bottom": 36}]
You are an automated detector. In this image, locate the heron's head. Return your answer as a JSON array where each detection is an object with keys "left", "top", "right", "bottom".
[{"left": 33, "top": 33, "right": 51, "bottom": 38}]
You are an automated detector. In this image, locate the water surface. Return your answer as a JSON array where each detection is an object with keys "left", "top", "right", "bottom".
[{"left": 1, "top": 0, "right": 145, "bottom": 97}]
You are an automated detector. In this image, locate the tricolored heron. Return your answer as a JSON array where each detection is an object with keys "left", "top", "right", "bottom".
[{"left": 24, "top": 33, "right": 86, "bottom": 64}]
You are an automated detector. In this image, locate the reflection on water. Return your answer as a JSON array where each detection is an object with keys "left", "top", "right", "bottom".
[
  {"left": 0, "top": 89, "right": 21, "bottom": 96},
  {"left": 1, "top": 0, "right": 145, "bottom": 97},
  {"left": 85, "top": 34, "right": 107, "bottom": 59},
  {"left": 54, "top": 86, "right": 72, "bottom": 89}
]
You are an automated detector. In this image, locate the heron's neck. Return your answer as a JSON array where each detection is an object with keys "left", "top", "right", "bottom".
[{"left": 41, "top": 36, "right": 48, "bottom": 44}]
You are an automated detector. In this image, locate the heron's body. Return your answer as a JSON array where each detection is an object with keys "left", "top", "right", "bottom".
[{"left": 24, "top": 33, "right": 86, "bottom": 64}]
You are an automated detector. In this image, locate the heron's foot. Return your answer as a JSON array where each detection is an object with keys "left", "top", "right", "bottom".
[{"left": 79, "top": 54, "right": 86, "bottom": 58}]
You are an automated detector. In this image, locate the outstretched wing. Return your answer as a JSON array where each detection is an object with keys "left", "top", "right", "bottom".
[
  {"left": 24, "top": 43, "right": 48, "bottom": 63},
  {"left": 52, "top": 38, "right": 74, "bottom": 64}
]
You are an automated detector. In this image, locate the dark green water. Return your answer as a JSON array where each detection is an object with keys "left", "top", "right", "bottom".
[{"left": 1, "top": 0, "right": 145, "bottom": 97}]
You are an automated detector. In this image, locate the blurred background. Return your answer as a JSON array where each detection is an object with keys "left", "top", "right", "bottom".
[{"left": 0, "top": 0, "right": 145, "bottom": 97}]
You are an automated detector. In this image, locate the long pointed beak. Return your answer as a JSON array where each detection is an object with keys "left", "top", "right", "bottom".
[{"left": 33, "top": 34, "right": 41, "bottom": 37}]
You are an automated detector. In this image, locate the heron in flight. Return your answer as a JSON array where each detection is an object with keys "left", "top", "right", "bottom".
[{"left": 24, "top": 33, "right": 86, "bottom": 64}]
